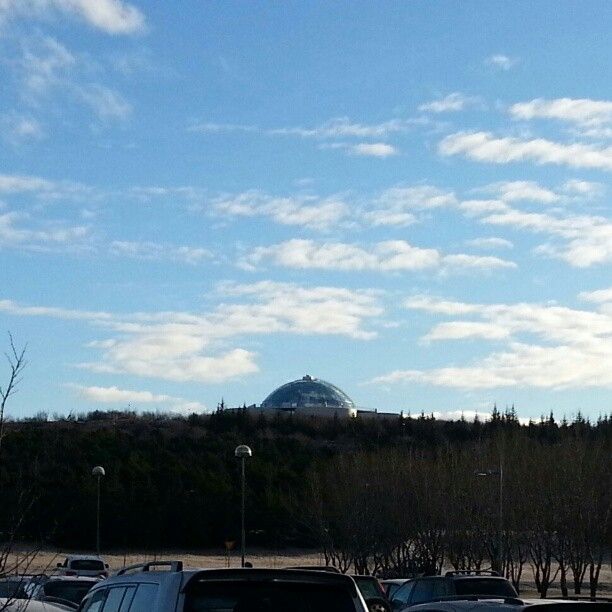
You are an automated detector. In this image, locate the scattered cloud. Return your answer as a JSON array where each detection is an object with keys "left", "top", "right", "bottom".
[
  {"left": 0, "top": 210, "right": 89, "bottom": 251},
  {"left": 109, "top": 241, "right": 212, "bottom": 264},
  {"left": 243, "top": 239, "right": 516, "bottom": 273},
  {"left": 485, "top": 54, "right": 518, "bottom": 71},
  {"left": 466, "top": 237, "right": 514, "bottom": 250},
  {"left": 370, "top": 292, "right": 612, "bottom": 389},
  {"left": 1, "top": 114, "right": 44, "bottom": 144},
  {"left": 579, "top": 287, "right": 612, "bottom": 304},
  {"left": 439, "top": 131, "right": 612, "bottom": 171},
  {"left": 509, "top": 98, "right": 612, "bottom": 138},
  {"left": 2, "top": 281, "right": 383, "bottom": 383},
  {"left": 212, "top": 190, "right": 350, "bottom": 231},
  {"left": 68, "top": 384, "right": 207, "bottom": 414},
  {"left": 478, "top": 180, "right": 560, "bottom": 203},
  {"left": 0, "top": 0, "right": 146, "bottom": 35},
  {"left": 349, "top": 142, "right": 398, "bottom": 157},
  {"left": 79, "top": 84, "right": 132, "bottom": 120},
  {"left": 419, "top": 92, "right": 482, "bottom": 113}
]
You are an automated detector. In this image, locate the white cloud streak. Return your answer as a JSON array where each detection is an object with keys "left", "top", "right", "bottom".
[
  {"left": 0, "top": 0, "right": 146, "bottom": 34},
  {"left": 1, "top": 281, "right": 383, "bottom": 383},
  {"left": 440, "top": 131, "right": 612, "bottom": 171},
  {"left": 419, "top": 92, "right": 482, "bottom": 113},
  {"left": 243, "top": 239, "right": 516, "bottom": 273},
  {"left": 371, "top": 293, "right": 612, "bottom": 389},
  {"left": 68, "top": 384, "right": 207, "bottom": 413}
]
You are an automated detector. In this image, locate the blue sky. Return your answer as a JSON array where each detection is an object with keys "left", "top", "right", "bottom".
[{"left": 1, "top": 1, "right": 611, "bottom": 421}]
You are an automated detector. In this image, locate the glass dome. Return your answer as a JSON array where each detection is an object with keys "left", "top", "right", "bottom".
[{"left": 261, "top": 375, "right": 355, "bottom": 410}]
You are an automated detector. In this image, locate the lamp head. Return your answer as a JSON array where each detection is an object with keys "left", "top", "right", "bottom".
[
  {"left": 92, "top": 465, "right": 106, "bottom": 477},
  {"left": 234, "top": 444, "right": 253, "bottom": 458}
]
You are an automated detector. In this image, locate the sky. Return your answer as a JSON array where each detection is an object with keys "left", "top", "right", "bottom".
[{"left": 1, "top": 1, "right": 611, "bottom": 422}]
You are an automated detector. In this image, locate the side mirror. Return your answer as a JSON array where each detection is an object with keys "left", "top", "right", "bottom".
[
  {"left": 390, "top": 599, "right": 403, "bottom": 611},
  {"left": 365, "top": 597, "right": 392, "bottom": 612},
  {"left": 105, "top": 564, "right": 109, "bottom": 569},
  {"left": 56, "top": 563, "right": 62, "bottom": 567}
]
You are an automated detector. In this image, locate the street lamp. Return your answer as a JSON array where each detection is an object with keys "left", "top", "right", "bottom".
[
  {"left": 91, "top": 465, "right": 106, "bottom": 556},
  {"left": 474, "top": 459, "right": 503, "bottom": 573},
  {"left": 234, "top": 445, "right": 252, "bottom": 568}
]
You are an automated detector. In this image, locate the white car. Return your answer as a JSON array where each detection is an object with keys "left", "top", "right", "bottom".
[
  {"left": 54, "top": 555, "right": 109, "bottom": 578},
  {"left": 0, "top": 599, "right": 75, "bottom": 612},
  {"left": 26, "top": 576, "right": 101, "bottom": 606}
]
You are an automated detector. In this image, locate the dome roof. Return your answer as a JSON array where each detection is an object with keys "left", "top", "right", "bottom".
[{"left": 261, "top": 375, "right": 355, "bottom": 410}]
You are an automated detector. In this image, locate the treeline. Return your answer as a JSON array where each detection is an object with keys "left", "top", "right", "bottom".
[{"left": 0, "top": 408, "right": 610, "bottom": 595}]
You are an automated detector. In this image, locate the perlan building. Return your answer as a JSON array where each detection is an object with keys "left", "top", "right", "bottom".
[{"left": 232, "top": 375, "right": 399, "bottom": 419}]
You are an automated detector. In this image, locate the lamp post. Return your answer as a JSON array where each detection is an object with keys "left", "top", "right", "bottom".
[
  {"left": 474, "top": 458, "right": 503, "bottom": 573},
  {"left": 234, "top": 445, "right": 252, "bottom": 568},
  {"left": 91, "top": 465, "right": 106, "bottom": 556}
]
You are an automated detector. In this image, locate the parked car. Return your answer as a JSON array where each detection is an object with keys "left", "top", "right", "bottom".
[
  {"left": 408, "top": 599, "right": 612, "bottom": 612},
  {"left": 353, "top": 575, "right": 388, "bottom": 601},
  {"left": 55, "top": 556, "right": 109, "bottom": 578},
  {"left": 389, "top": 571, "right": 518, "bottom": 610},
  {"left": 0, "top": 598, "right": 75, "bottom": 611},
  {"left": 27, "top": 576, "right": 101, "bottom": 606},
  {"left": 0, "top": 575, "right": 47, "bottom": 599},
  {"left": 77, "top": 561, "right": 391, "bottom": 612},
  {"left": 381, "top": 580, "right": 411, "bottom": 600}
]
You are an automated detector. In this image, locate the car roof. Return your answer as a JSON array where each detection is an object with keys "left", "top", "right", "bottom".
[
  {"left": 381, "top": 579, "right": 409, "bottom": 584},
  {"left": 45, "top": 575, "right": 101, "bottom": 582},
  {"left": 99, "top": 567, "right": 358, "bottom": 592},
  {"left": 65, "top": 555, "right": 104, "bottom": 561}
]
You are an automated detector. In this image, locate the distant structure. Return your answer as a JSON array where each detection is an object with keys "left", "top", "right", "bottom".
[{"left": 225, "top": 374, "right": 400, "bottom": 419}]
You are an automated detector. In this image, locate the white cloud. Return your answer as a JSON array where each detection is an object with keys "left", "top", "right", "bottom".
[
  {"left": 350, "top": 142, "right": 398, "bottom": 157},
  {"left": 68, "top": 384, "right": 207, "bottom": 413},
  {"left": 0, "top": 0, "right": 145, "bottom": 34},
  {"left": 371, "top": 293, "right": 612, "bottom": 389},
  {"left": 509, "top": 98, "right": 612, "bottom": 134},
  {"left": 482, "top": 207, "right": 612, "bottom": 267},
  {"left": 578, "top": 287, "right": 612, "bottom": 304},
  {"left": 79, "top": 84, "right": 132, "bottom": 120},
  {"left": 1, "top": 114, "right": 44, "bottom": 143},
  {"left": 212, "top": 190, "right": 350, "bottom": 231},
  {"left": 13, "top": 34, "right": 133, "bottom": 123},
  {"left": 192, "top": 116, "right": 421, "bottom": 140},
  {"left": 562, "top": 179, "right": 604, "bottom": 198},
  {"left": 109, "top": 241, "right": 212, "bottom": 264},
  {"left": 243, "top": 239, "right": 516, "bottom": 273},
  {"left": 439, "top": 131, "right": 612, "bottom": 171},
  {"left": 419, "top": 92, "right": 482, "bottom": 113},
  {"left": 0, "top": 210, "right": 89, "bottom": 250},
  {"left": 479, "top": 180, "right": 560, "bottom": 203},
  {"left": 2, "top": 281, "right": 383, "bottom": 383},
  {"left": 485, "top": 54, "right": 518, "bottom": 71},
  {"left": 466, "top": 237, "right": 513, "bottom": 250}
]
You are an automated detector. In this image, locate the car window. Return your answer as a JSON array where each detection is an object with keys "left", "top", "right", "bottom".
[
  {"left": 119, "top": 586, "right": 136, "bottom": 612},
  {"left": 72, "top": 560, "right": 106, "bottom": 571},
  {"left": 392, "top": 581, "right": 414, "bottom": 604},
  {"left": 80, "top": 588, "right": 108, "bottom": 612},
  {"left": 354, "top": 577, "right": 382, "bottom": 599},
  {"left": 185, "top": 581, "right": 355, "bottom": 612},
  {"left": 101, "top": 587, "right": 130, "bottom": 612},
  {"left": 453, "top": 578, "right": 516, "bottom": 597},
  {"left": 44, "top": 580, "right": 97, "bottom": 604},
  {"left": 128, "top": 583, "right": 158, "bottom": 612},
  {"left": 410, "top": 579, "right": 445, "bottom": 604}
]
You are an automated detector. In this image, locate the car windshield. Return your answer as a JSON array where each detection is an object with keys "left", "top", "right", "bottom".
[
  {"left": 454, "top": 578, "right": 517, "bottom": 598},
  {"left": 185, "top": 581, "right": 356, "bottom": 612},
  {"left": 70, "top": 560, "right": 105, "bottom": 571},
  {"left": 44, "top": 580, "right": 97, "bottom": 604}
]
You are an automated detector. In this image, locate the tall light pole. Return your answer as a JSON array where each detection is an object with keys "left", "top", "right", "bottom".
[
  {"left": 234, "top": 445, "right": 252, "bottom": 568},
  {"left": 474, "top": 458, "right": 503, "bottom": 573},
  {"left": 92, "top": 466, "right": 106, "bottom": 556}
]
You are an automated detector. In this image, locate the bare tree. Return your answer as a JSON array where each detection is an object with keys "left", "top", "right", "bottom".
[{"left": 0, "top": 333, "right": 27, "bottom": 461}]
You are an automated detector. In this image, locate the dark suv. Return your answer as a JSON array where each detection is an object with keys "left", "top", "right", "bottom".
[
  {"left": 389, "top": 571, "right": 518, "bottom": 610},
  {"left": 76, "top": 561, "right": 386, "bottom": 612}
]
